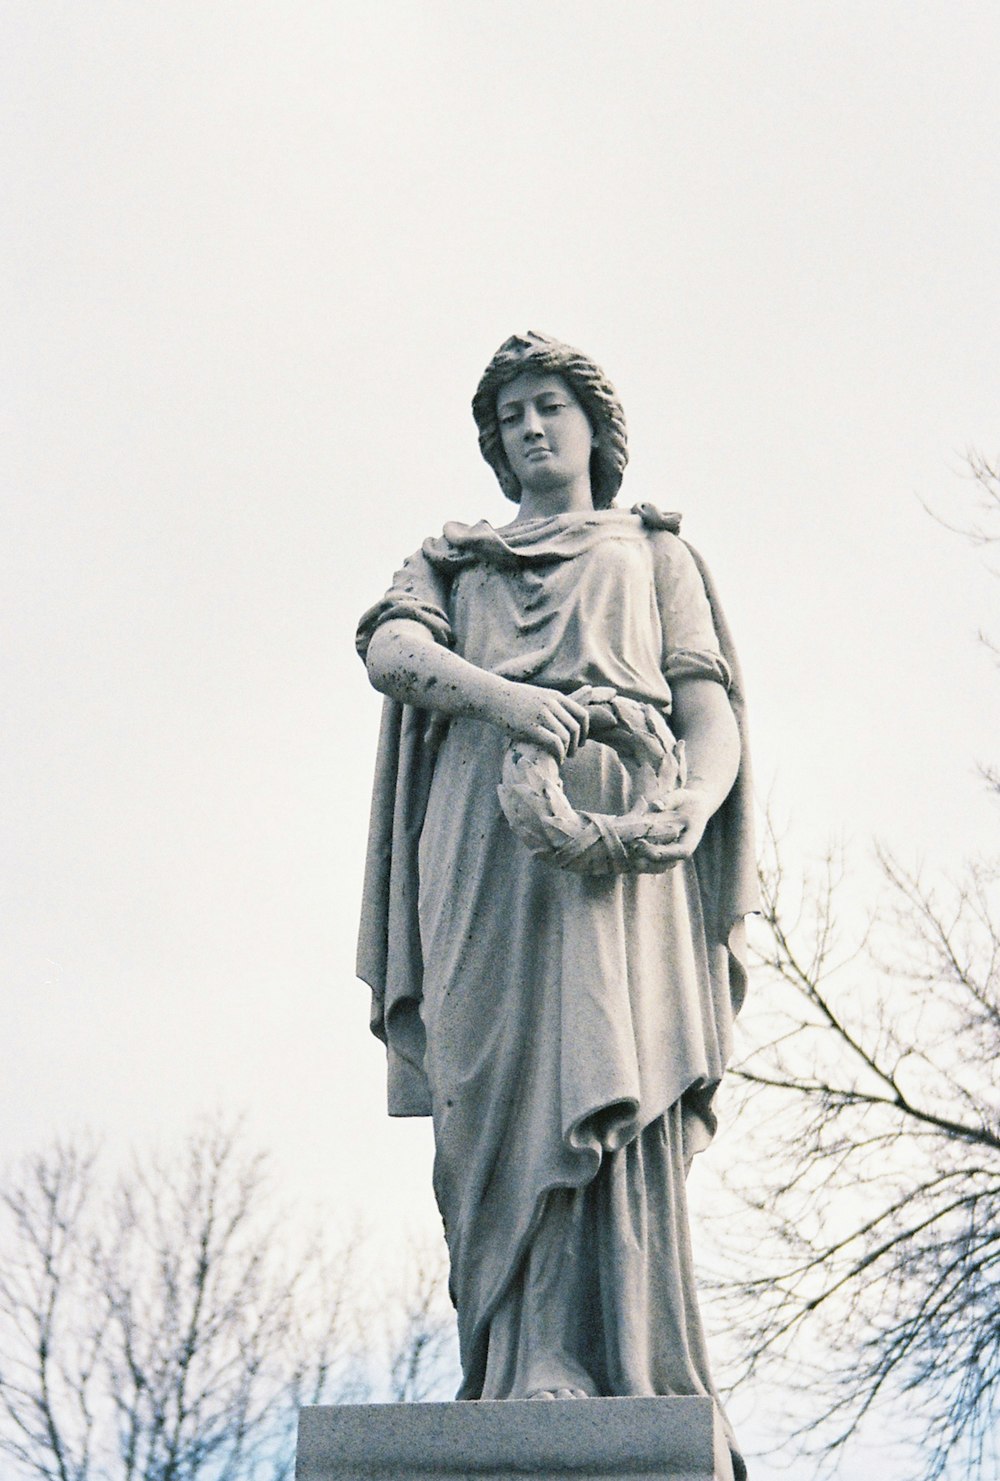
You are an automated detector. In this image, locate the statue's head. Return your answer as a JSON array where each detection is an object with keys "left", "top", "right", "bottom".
[{"left": 472, "top": 332, "right": 628, "bottom": 508}]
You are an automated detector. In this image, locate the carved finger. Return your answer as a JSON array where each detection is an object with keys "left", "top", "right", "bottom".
[
  {"left": 558, "top": 715, "right": 582, "bottom": 757},
  {"left": 540, "top": 717, "right": 572, "bottom": 761},
  {"left": 641, "top": 857, "right": 683, "bottom": 873},
  {"left": 560, "top": 700, "right": 589, "bottom": 751},
  {"left": 585, "top": 702, "right": 618, "bottom": 737},
  {"left": 525, "top": 726, "right": 564, "bottom": 762},
  {"left": 631, "top": 839, "right": 685, "bottom": 870}
]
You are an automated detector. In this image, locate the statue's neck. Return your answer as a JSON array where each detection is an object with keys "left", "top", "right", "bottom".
[{"left": 513, "top": 478, "right": 595, "bottom": 523}]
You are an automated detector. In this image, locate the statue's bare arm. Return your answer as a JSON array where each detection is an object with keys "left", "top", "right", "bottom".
[
  {"left": 365, "top": 617, "right": 590, "bottom": 762},
  {"left": 630, "top": 677, "right": 741, "bottom": 871}
]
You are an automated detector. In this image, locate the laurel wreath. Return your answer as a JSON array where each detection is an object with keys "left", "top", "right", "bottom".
[{"left": 496, "top": 686, "right": 687, "bottom": 875}]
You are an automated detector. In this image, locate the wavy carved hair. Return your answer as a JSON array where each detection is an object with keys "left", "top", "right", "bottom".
[{"left": 471, "top": 332, "right": 628, "bottom": 508}]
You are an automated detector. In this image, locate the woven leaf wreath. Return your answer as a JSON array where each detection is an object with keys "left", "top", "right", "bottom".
[{"left": 496, "top": 686, "right": 687, "bottom": 875}]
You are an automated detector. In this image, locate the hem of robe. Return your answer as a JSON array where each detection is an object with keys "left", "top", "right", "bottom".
[
  {"left": 452, "top": 1090, "right": 717, "bottom": 1401},
  {"left": 452, "top": 1103, "right": 748, "bottom": 1481}
]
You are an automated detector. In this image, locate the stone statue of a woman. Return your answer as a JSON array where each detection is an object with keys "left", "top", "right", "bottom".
[{"left": 356, "top": 333, "right": 756, "bottom": 1480}]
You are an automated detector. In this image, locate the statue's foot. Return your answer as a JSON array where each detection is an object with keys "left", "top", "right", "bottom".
[{"left": 527, "top": 1386, "right": 590, "bottom": 1400}]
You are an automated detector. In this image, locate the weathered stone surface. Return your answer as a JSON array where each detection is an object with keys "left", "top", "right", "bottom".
[
  {"left": 295, "top": 1396, "right": 735, "bottom": 1481},
  {"left": 353, "top": 333, "right": 756, "bottom": 1479}
]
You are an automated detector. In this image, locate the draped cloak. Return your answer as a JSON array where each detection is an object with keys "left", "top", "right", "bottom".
[{"left": 355, "top": 507, "right": 757, "bottom": 1472}]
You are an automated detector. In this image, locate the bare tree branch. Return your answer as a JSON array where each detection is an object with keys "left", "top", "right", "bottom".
[
  {"left": 709, "top": 816, "right": 1000, "bottom": 1480},
  {"left": 383, "top": 1238, "right": 457, "bottom": 1405},
  {"left": 0, "top": 1121, "right": 382, "bottom": 1481},
  {"left": 920, "top": 450, "right": 1000, "bottom": 551}
]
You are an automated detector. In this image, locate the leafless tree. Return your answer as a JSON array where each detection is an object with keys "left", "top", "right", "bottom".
[
  {"left": 0, "top": 1140, "right": 106, "bottom": 1481},
  {"left": 710, "top": 828, "right": 1000, "bottom": 1478},
  {"left": 952, "top": 453, "right": 1000, "bottom": 793},
  {"left": 925, "top": 451, "right": 1000, "bottom": 713},
  {"left": 382, "top": 1240, "right": 458, "bottom": 1404},
  {"left": 710, "top": 459, "right": 1000, "bottom": 1478},
  {"left": 928, "top": 451, "right": 1000, "bottom": 553},
  {"left": 0, "top": 1119, "right": 454, "bottom": 1481},
  {"left": 924, "top": 450, "right": 1000, "bottom": 556}
]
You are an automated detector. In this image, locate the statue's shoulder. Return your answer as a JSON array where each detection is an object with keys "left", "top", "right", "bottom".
[
  {"left": 420, "top": 521, "right": 479, "bottom": 572},
  {"left": 630, "top": 502, "right": 683, "bottom": 536},
  {"left": 630, "top": 504, "right": 690, "bottom": 566},
  {"left": 628, "top": 504, "right": 717, "bottom": 596}
]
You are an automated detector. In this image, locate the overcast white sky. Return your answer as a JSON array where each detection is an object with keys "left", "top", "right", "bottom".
[{"left": 2, "top": 4, "right": 999, "bottom": 1475}]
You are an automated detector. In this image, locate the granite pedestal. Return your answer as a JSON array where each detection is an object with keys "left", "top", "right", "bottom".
[{"left": 295, "top": 1397, "right": 735, "bottom": 1481}]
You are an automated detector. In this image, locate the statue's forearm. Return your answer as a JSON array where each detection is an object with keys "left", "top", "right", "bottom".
[
  {"left": 366, "top": 617, "right": 591, "bottom": 762},
  {"left": 366, "top": 617, "right": 507, "bottom": 722},
  {"left": 670, "top": 677, "right": 740, "bottom": 816}
]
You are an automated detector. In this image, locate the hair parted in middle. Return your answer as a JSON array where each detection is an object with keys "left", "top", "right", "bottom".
[{"left": 471, "top": 332, "right": 628, "bottom": 508}]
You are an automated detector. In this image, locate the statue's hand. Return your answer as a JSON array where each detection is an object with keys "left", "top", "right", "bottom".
[
  {"left": 630, "top": 788, "right": 713, "bottom": 872},
  {"left": 490, "top": 679, "right": 591, "bottom": 764}
]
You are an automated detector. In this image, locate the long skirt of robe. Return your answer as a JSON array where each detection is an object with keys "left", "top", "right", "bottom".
[{"left": 417, "top": 714, "right": 745, "bottom": 1480}]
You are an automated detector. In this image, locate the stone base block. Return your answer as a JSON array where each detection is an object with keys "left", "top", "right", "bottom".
[{"left": 296, "top": 1397, "right": 734, "bottom": 1481}]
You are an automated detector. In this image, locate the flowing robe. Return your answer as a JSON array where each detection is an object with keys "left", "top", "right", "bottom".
[{"left": 356, "top": 508, "right": 756, "bottom": 1479}]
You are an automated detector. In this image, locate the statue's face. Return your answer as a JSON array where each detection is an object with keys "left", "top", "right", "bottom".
[{"left": 496, "top": 371, "right": 594, "bottom": 498}]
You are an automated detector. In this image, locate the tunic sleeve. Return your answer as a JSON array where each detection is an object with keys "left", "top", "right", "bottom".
[
  {"left": 356, "top": 547, "right": 453, "bottom": 660},
  {"left": 649, "top": 531, "right": 732, "bottom": 688}
]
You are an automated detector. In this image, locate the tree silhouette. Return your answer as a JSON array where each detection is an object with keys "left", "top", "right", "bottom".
[
  {"left": 712, "top": 456, "right": 1000, "bottom": 1479},
  {"left": 0, "top": 1119, "right": 455, "bottom": 1481}
]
